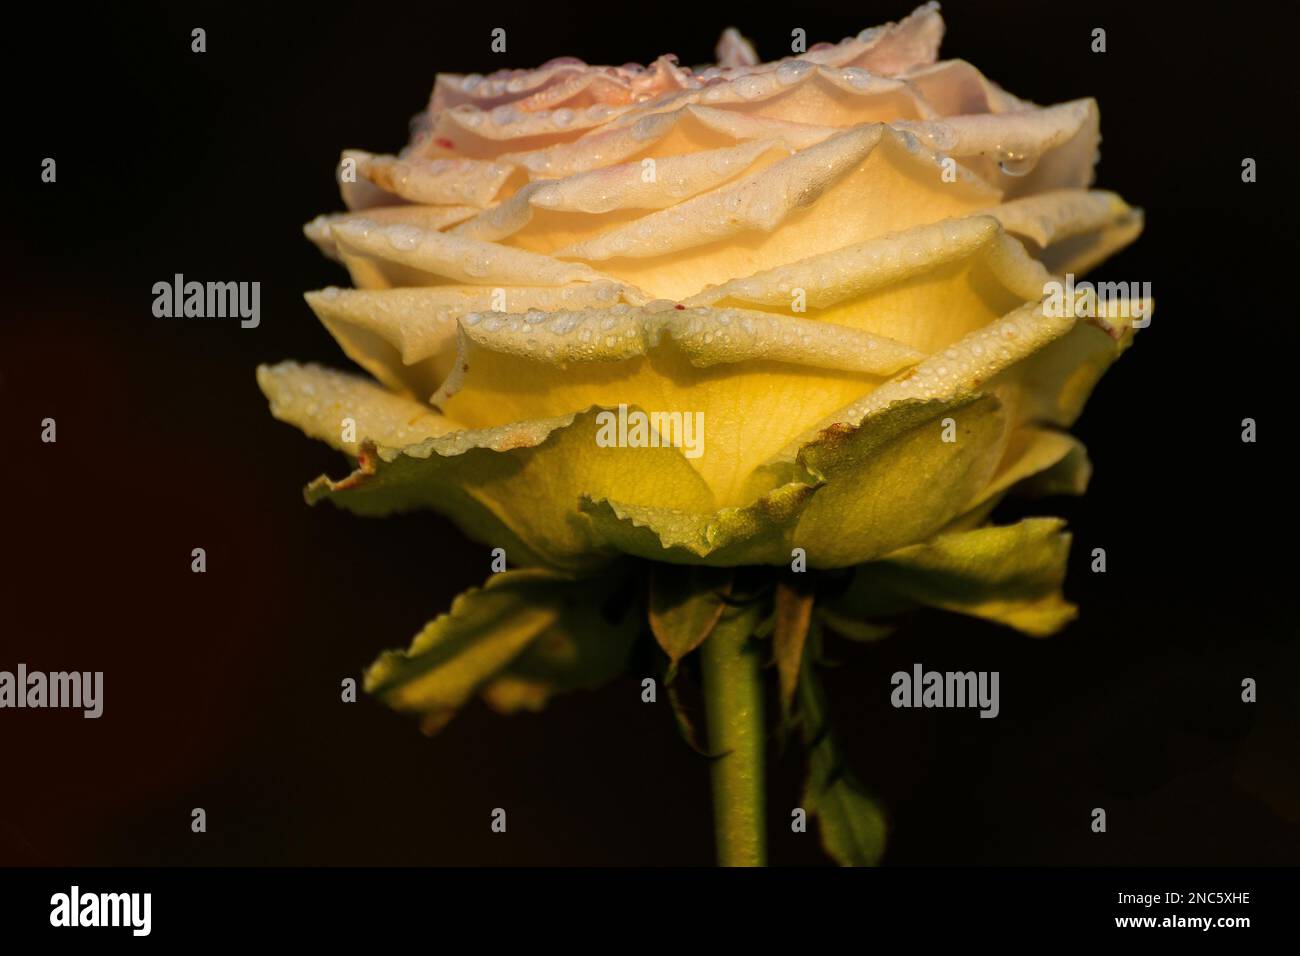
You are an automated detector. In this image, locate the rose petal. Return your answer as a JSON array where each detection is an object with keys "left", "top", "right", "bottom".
[
  {"left": 434, "top": 303, "right": 924, "bottom": 505},
  {"left": 580, "top": 392, "right": 1008, "bottom": 566},
  {"left": 682, "top": 214, "right": 1051, "bottom": 354},
  {"left": 429, "top": 103, "right": 637, "bottom": 159},
  {"left": 305, "top": 205, "right": 481, "bottom": 261},
  {"left": 988, "top": 189, "right": 1144, "bottom": 276},
  {"left": 257, "top": 361, "right": 456, "bottom": 454},
  {"left": 553, "top": 125, "right": 1001, "bottom": 300},
  {"left": 328, "top": 216, "right": 613, "bottom": 288},
  {"left": 807, "top": 2, "right": 944, "bottom": 74},
  {"left": 341, "top": 149, "right": 520, "bottom": 209},
  {"left": 894, "top": 98, "right": 1100, "bottom": 195},
  {"left": 502, "top": 103, "right": 831, "bottom": 182},
  {"left": 715, "top": 28, "right": 759, "bottom": 68},
  {"left": 303, "top": 282, "right": 627, "bottom": 398},
  {"left": 258, "top": 362, "right": 725, "bottom": 570},
  {"left": 452, "top": 139, "right": 791, "bottom": 249}
]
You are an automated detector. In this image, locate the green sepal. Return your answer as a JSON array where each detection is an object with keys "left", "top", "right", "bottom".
[
  {"left": 648, "top": 565, "right": 733, "bottom": 680},
  {"left": 821, "top": 518, "right": 1076, "bottom": 638},
  {"left": 365, "top": 567, "right": 638, "bottom": 733}
]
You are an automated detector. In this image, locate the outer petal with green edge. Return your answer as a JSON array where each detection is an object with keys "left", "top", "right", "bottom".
[
  {"left": 577, "top": 295, "right": 1144, "bottom": 568},
  {"left": 259, "top": 293, "right": 1144, "bottom": 570},
  {"left": 258, "top": 361, "right": 714, "bottom": 572}
]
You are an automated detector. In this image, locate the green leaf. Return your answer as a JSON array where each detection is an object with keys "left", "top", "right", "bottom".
[
  {"left": 648, "top": 565, "right": 732, "bottom": 679},
  {"left": 799, "top": 656, "right": 887, "bottom": 866},
  {"left": 365, "top": 567, "right": 636, "bottom": 733},
  {"left": 822, "top": 518, "right": 1076, "bottom": 637}
]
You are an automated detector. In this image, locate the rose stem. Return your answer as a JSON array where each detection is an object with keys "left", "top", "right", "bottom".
[{"left": 700, "top": 602, "right": 767, "bottom": 867}]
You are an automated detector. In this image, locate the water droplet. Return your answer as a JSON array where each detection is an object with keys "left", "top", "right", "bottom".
[
  {"left": 995, "top": 148, "right": 1038, "bottom": 177},
  {"left": 551, "top": 315, "right": 579, "bottom": 335},
  {"left": 491, "top": 105, "right": 520, "bottom": 126},
  {"left": 841, "top": 68, "right": 874, "bottom": 90},
  {"left": 927, "top": 125, "right": 958, "bottom": 152},
  {"left": 385, "top": 224, "right": 423, "bottom": 251},
  {"left": 776, "top": 60, "right": 812, "bottom": 85}
]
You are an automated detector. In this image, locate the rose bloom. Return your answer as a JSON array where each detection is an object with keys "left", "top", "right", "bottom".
[{"left": 261, "top": 3, "right": 1146, "bottom": 612}]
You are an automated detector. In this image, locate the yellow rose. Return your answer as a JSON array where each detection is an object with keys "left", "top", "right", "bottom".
[
  {"left": 259, "top": 4, "right": 1149, "bottom": 865},
  {"left": 262, "top": 3, "right": 1143, "bottom": 575}
]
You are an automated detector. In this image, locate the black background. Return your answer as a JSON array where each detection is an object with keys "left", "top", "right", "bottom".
[{"left": 2, "top": 0, "right": 1297, "bottom": 867}]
